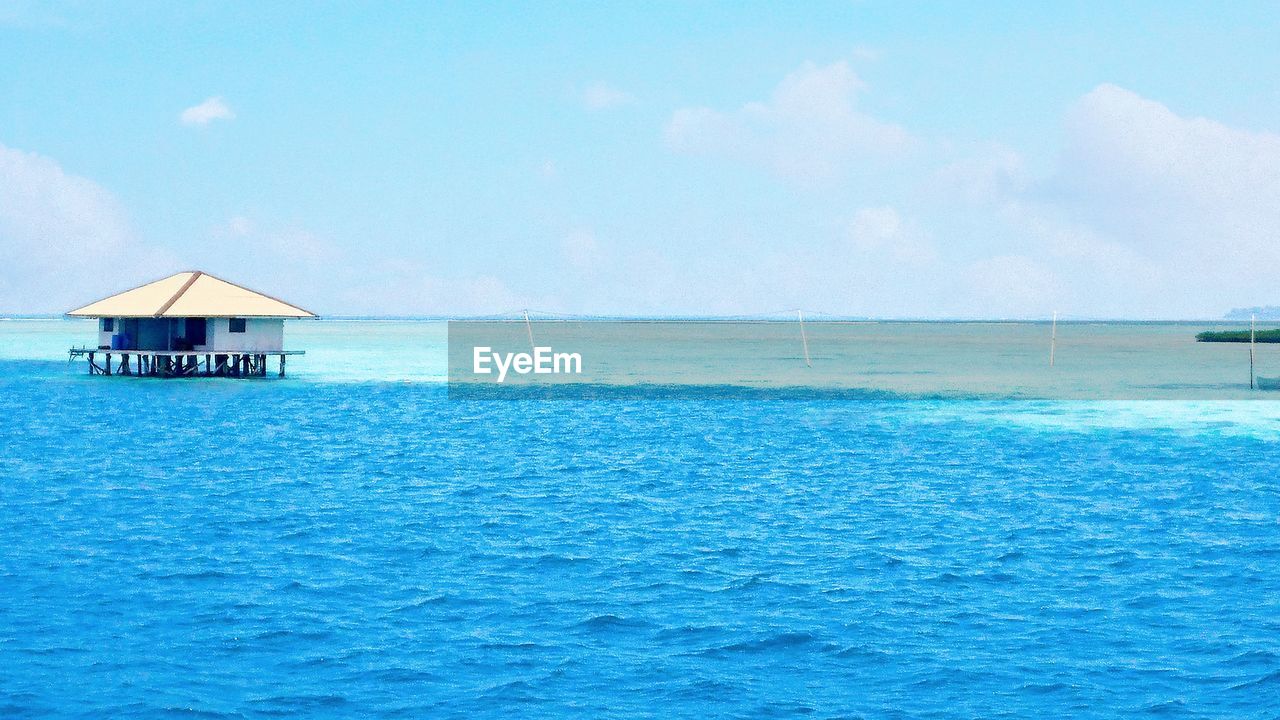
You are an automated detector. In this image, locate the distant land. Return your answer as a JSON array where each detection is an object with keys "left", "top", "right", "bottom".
[
  {"left": 1197, "top": 329, "right": 1280, "bottom": 343},
  {"left": 1225, "top": 307, "right": 1280, "bottom": 320}
]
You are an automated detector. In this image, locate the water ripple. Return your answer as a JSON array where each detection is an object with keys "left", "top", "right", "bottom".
[{"left": 2, "top": 363, "right": 1279, "bottom": 718}]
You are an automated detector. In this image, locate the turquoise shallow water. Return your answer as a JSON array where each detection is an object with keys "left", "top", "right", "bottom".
[
  {"left": 445, "top": 320, "right": 1280, "bottom": 399},
  {"left": 2, "top": 320, "right": 1279, "bottom": 718}
]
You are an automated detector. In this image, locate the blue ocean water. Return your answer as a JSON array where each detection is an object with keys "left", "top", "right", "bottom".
[{"left": 2, "top": 320, "right": 1280, "bottom": 718}]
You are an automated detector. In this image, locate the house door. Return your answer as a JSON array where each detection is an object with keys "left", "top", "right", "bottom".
[
  {"left": 121, "top": 318, "right": 140, "bottom": 349},
  {"left": 185, "top": 317, "right": 207, "bottom": 346}
]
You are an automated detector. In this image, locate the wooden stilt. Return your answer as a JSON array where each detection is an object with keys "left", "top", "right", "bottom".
[{"left": 72, "top": 349, "right": 301, "bottom": 379}]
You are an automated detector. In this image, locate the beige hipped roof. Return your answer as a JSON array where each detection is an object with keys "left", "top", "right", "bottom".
[{"left": 67, "top": 271, "right": 317, "bottom": 318}]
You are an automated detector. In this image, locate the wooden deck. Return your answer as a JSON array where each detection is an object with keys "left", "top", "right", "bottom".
[{"left": 68, "top": 348, "right": 304, "bottom": 378}]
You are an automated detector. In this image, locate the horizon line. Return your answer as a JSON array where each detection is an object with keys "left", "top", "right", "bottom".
[{"left": 1, "top": 313, "right": 1271, "bottom": 324}]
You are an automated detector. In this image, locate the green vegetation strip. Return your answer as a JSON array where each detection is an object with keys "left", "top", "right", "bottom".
[{"left": 1196, "top": 329, "right": 1280, "bottom": 343}]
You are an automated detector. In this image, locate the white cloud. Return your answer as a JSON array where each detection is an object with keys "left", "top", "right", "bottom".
[
  {"left": 665, "top": 60, "right": 911, "bottom": 180},
  {"left": 851, "top": 45, "right": 881, "bottom": 62},
  {"left": 330, "top": 262, "right": 534, "bottom": 316},
  {"left": 12, "top": 73, "right": 1278, "bottom": 320},
  {"left": 895, "top": 84, "right": 1280, "bottom": 317},
  {"left": 962, "top": 255, "right": 1061, "bottom": 317},
  {"left": 932, "top": 143, "right": 1027, "bottom": 205},
  {"left": 194, "top": 217, "right": 546, "bottom": 316},
  {"left": 655, "top": 67, "right": 1280, "bottom": 316},
  {"left": 1061, "top": 85, "right": 1280, "bottom": 205},
  {"left": 848, "top": 205, "right": 901, "bottom": 246},
  {"left": 180, "top": 96, "right": 235, "bottom": 126},
  {"left": 0, "top": 142, "right": 173, "bottom": 312},
  {"left": 847, "top": 206, "right": 936, "bottom": 264},
  {"left": 223, "top": 215, "right": 253, "bottom": 237},
  {"left": 1007, "top": 84, "right": 1280, "bottom": 316},
  {"left": 582, "top": 82, "right": 634, "bottom": 110},
  {"left": 562, "top": 229, "right": 604, "bottom": 272},
  {"left": 1055, "top": 85, "right": 1280, "bottom": 264}
]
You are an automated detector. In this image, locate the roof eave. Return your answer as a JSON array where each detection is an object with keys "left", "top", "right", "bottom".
[{"left": 64, "top": 270, "right": 319, "bottom": 318}]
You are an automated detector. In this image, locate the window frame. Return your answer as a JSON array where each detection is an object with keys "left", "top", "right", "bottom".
[{"left": 228, "top": 317, "right": 247, "bottom": 333}]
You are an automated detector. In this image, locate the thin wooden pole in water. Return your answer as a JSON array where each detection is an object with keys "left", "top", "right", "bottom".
[
  {"left": 1250, "top": 314, "right": 1256, "bottom": 390},
  {"left": 523, "top": 309, "right": 535, "bottom": 350},
  {"left": 1049, "top": 311, "right": 1058, "bottom": 368},
  {"left": 798, "top": 310, "right": 812, "bottom": 368}
]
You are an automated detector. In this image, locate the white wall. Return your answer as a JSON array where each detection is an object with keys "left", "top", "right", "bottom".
[
  {"left": 97, "top": 318, "right": 113, "bottom": 349},
  {"left": 207, "top": 318, "right": 284, "bottom": 352}
]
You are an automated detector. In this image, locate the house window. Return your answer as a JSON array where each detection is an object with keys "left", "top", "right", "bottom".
[
  {"left": 229, "top": 318, "right": 246, "bottom": 333},
  {"left": 102, "top": 318, "right": 114, "bottom": 332}
]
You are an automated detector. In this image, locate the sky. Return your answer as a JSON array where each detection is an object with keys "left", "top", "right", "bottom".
[{"left": 1, "top": 1, "right": 1278, "bottom": 318}]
